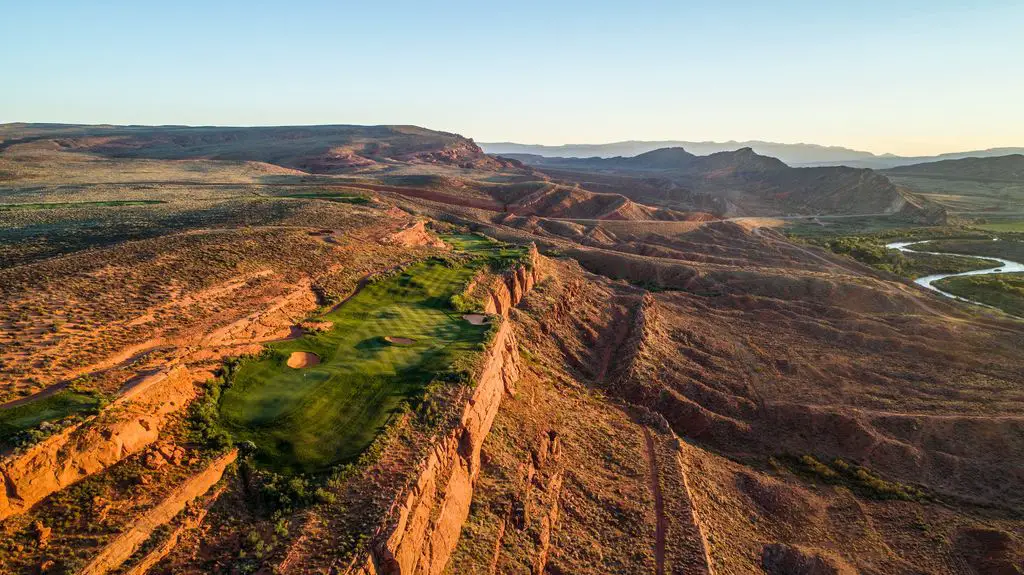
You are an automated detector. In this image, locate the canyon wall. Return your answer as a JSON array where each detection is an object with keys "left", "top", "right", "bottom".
[
  {"left": 79, "top": 450, "right": 238, "bottom": 575},
  {"left": 348, "top": 253, "right": 542, "bottom": 575},
  {"left": 0, "top": 365, "right": 195, "bottom": 521},
  {"left": 483, "top": 245, "right": 541, "bottom": 317}
]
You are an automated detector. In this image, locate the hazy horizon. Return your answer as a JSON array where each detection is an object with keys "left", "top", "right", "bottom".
[{"left": 3, "top": 1, "right": 1022, "bottom": 156}]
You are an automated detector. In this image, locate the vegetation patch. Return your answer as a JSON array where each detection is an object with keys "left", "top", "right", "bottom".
[
  {"left": 973, "top": 220, "right": 1024, "bottom": 233},
  {"left": 912, "top": 238, "right": 1024, "bottom": 262},
  {"left": 785, "top": 455, "right": 927, "bottom": 501},
  {"left": 816, "top": 236, "right": 998, "bottom": 278},
  {"left": 934, "top": 272, "right": 1024, "bottom": 318},
  {"left": 0, "top": 388, "right": 106, "bottom": 450},
  {"left": 215, "top": 234, "right": 526, "bottom": 473}
]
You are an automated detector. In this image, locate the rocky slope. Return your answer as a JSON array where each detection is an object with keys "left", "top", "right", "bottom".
[
  {"left": 884, "top": 153, "right": 1024, "bottom": 182},
  {"left": 0, "top": 366, "right": 195, "bottom": 522},
  {"left": 510, "top": 147, "right": 938, "bottom": 218}
]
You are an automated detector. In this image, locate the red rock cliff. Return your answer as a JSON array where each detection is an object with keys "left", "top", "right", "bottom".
[
  {"left": 347, "top": 250, "right": 543, "bottom": 575},
  {"left": 0, "top": 365, "right": 195, "bottom": 521}
]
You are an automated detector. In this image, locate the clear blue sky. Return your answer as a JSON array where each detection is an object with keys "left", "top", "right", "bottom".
[{"left": 2, "top": 1, "right": 1021, "bottom": 155}]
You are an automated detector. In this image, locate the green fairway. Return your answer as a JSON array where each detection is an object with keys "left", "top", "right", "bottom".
[
  {"left": 219, "top": 234, "right": 525, "bottom": 472},
  {"left": 0, "top": 390, "right": 103, "bottom": 449}
]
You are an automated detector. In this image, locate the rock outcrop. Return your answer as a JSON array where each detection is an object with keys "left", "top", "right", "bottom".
[
  {"left": 346, "top": 253, "right": 543, "bottom": 575},
  {"left": 0, "top": 365, "right": 195, "bottom": 521},
  {"left": 78, "top": 450, "right": 237, "bottom": 575},
  {"left": 483, "top": 245, "right": 542, "bottom": 317},
  {"left": 382, "top": 220, "right": 447, "bottom": 249}
]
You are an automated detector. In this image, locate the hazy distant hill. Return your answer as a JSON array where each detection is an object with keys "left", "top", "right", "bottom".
[
  {"left": 483, "top": 140, "right": 876, "bottom": 166},
  {"left": 884, "top": 154, "right": 1024, "bottom": 182},
  {"left": 509, "top": 146, "right": 940, "bottom": 219},
  {"left": 483, "top": 140, "right": 1024, "bottom": 169},
  {"left": 0, "top": 123, "right": 513, "bottom": 173}
]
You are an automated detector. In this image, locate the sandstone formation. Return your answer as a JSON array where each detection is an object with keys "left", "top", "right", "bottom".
[
  {"left": 0, "top": 365, "right": 194, "bottom": 522},
  {"left": 382, "top": 220, "right": 447, "bottom": 249},
  {"left": 78, "top": 450, "right": 238, "bottom": 575},
  {"left": 345, "top": 253, "right": 542, "bottom": 575}
]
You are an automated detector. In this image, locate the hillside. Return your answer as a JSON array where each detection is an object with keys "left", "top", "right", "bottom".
[
  {"left": 0, "top": 123, "right": 515, "bottom": 174},
  {"left": 885, "top": 154, "right": 1024, "bottom": 182},
  {"left": 511, "top": 146, "right": 938, "bottom": 219},
  {"left": 881, "top": 154, "right": 1024, "bottom": 215}
]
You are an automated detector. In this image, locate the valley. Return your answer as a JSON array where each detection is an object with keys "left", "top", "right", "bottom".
[{"left": 0, "top": 124, "right": 1021, "bottom": 575}]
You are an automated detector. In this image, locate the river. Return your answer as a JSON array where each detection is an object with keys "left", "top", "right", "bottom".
[{"left": 885, "top": 239, "right": 1024, "bottom": 307}]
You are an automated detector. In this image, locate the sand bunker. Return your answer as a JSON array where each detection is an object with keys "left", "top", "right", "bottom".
[
  {"left": 286, "top": 352, "right": 320, "bottom": 368},
  {"left": 384, "top": 336, "right": 416, "bottom": 346},
  {"left": 462, "top": 314, "right": 490, "bottom": 325}
]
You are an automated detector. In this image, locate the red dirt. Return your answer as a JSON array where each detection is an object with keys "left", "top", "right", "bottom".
[{"left": 643, "top": 427, "right": 668, "bottom": 575}]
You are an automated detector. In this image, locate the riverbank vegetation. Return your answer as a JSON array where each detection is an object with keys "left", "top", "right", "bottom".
[
  {"left": 820, "top": 236, "right": 999, "bottom": 278},
  {"left": 934, "top": 272, "right": 1024, "bottom": 318}
]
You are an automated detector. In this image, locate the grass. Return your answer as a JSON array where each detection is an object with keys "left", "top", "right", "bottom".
[
  {"left": 0, "top": 390, "right": 103, "bottom": 449},
  {"left": 788, "top": 455, "right": 926, "bottom": 501},
  {"left": 814, "top": 235, "right": 1000, "bottom": 278},
  {"left": 913, "top": 238, "right": 1024, "bottom": 262},
  {"left": 973, "top": 220, "right": 1024, "bottom": 233},
  {"left": 0, "top": 200, "right": 165, "bottom": 210},
  {"left": 218, "top": 234, "right": 526, "bottom": 473},
  {"left": 899, "top": 251, "right": 1002, "bottom": 278},
  {"left": 934, "top": 272, "right": 1024, "bottom": 318}
]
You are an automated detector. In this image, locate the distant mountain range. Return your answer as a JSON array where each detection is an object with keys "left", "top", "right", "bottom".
[
  {"left": 480, "top": 140, "right": 1024, "bottom": 169},
  {"left": 506, "top": 147, "right": 941, "bottom": 220}
]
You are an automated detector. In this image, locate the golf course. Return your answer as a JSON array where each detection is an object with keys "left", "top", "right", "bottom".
[{"left": 218, "top": 234, "right": 527, "bottom": 473}]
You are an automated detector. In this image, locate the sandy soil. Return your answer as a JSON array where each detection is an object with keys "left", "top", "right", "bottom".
[
  {"left": 286, "top": 351, "right": 320, "bottom": 368},
  {"left": 384, "top": 336, "right": 416, "bottom": 345},
  {"left": 462, "top": 314, "right": 489, "bottom": 325}
]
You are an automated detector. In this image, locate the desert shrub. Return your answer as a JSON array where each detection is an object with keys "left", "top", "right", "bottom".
[
  {"left": 826, "top": 237, "right": 899, "bottom": 269},
  {"left": 449, "top": 292, "right": 482, "bottom": 313},
  {"left": 185, "top": 359, "right": 241, "bottom": 450},
  {"left": 789, "top": 455, "right": 925, "bottom": 501}
]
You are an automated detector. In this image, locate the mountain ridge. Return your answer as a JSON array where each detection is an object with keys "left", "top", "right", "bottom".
[
  {"left": 884, "top": 153, "right": 1024, "bottom": 182},
  {"left": 507, "top": 146, "right": 940, "bottom": 219},
  {"left": 482, "top": 139, "right": 1024, "bottom": 169}
]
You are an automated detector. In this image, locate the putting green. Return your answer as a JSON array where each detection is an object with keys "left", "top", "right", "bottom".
[{"left": 219, "top": 234, "right": 526, "bottom": 473}]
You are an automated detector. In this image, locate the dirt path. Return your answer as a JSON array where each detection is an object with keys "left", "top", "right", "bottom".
[{"left": 642, "top": 427, "right": 667, "bottom": 575}]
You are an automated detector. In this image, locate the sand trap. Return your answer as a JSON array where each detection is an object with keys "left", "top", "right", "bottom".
[
  {"left": 384, "top": 336, "right": 416, "bottom": 346},
  {"left": 286, "top": 352, "right": 320, "bottom": 368},
  {"left": 462, "top": 314, "right": 490, "bottom": 325}
]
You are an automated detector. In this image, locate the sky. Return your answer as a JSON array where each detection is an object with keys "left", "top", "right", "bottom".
[{"left": 2, "top": 1, "right": 1022, "bottom": 156}]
